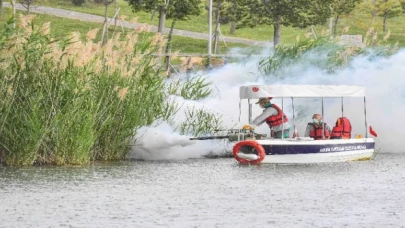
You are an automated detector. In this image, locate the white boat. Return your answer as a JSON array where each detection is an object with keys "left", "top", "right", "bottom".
[{"left": 231, "top": 84, "right": 377, "bottom": 164}]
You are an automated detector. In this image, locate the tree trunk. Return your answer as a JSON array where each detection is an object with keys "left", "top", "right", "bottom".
[
  {"left": 383, "top": 15, "right": 387, "bottom": 32},
  {"left": 333, "top": 15, "right": 339, "bottom": 36},
  {"left": 273, "top": 16, "right": 281, "bottom": 46},
  {"left": 101, "top": 1, "right": 109, "bottom": 45},
  {"left": 113, "top": 0, "right": 117, "bottom": 34},
  {"left": 165, "top": 20, "right": 176, "bottom": 75},
  {"left": 26, "top": 2, "right": 31, "bottom": 14},
  {"left": 229, "top": 1, "right": 237, "bottom": 35},
  {"left": 371, "top": 0, "right": 376, "bottom": 24},
  {"left": 158, "top": 5, "right": 167, "bottom": 33},
  {"left": 213, "top": 8, "right": 220, "bottom": 54},
  {"left": 0, "top": 0, "right": 3, "bottom": 17},
  {"left": 230, "top": 21, "right": 236, "bottom": 35}
]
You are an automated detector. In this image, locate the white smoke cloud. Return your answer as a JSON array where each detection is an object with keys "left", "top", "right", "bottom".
[
  {"left": 130, "top": 122, "right": 227, "bottom": 160},
  {"left": 130, "top": 45, "right": 405, "bottom": 160}
]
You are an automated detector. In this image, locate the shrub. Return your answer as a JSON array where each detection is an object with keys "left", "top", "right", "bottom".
[{"left": 71, "top": 0, "right": 85, "bottom": 6}]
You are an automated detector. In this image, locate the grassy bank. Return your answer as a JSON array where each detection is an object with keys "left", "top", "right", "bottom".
[
  {"left": 0, "top": 8, "right": 247, "bottom": 54},
  {"left": 24, "top": 0, "right": 405, "bottom": 46}
]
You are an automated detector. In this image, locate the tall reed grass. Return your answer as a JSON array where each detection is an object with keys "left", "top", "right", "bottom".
[
  {"left": 0, "top": 14, "right": 222, "bottom": 166},
  {"left": 180, "top": 107, "right": 223, "bottom": 137},
  {"left": 0, "top": 14, "right": 185, "bottom": 166},
  {"left": 259, "top": 28, "right": 398, "bottom": 76}
]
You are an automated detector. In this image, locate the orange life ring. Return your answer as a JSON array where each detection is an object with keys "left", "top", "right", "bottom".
[{"left": 232, "top": 140, "right": 266, "bottom": 165}]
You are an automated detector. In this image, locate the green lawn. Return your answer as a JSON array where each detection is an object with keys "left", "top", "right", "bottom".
[
  {"left": 0, "top": 7, "right": 247, "bottom": 54},
  {"left": 2, "top": 0, "right": 404, "bottom": 50},
  {"left": 26, "top": 0, "right": 302, "bottom": 41},
  {"left": 24, "top": 0, "right": 405, "bottom": 46}
]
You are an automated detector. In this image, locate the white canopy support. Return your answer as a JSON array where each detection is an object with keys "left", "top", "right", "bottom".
[{"left": 240, "top": 85, "right": 366, "bottom": 99}]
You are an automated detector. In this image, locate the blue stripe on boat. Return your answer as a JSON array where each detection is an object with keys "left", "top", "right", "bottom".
[{"left": 262, "top": 142, "right": 375, "bottom": 155}]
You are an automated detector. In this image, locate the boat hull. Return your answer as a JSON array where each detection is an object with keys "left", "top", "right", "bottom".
[
  {"left": 261, "top": 149, "right": 374, "bottom": 163},
  {"left": 233, "top": 138, "right": 375, "bottom": 164}
]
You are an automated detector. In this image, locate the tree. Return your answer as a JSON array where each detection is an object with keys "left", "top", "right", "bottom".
[
  {"left": 330, "top": 0, "right": 362, "bottom": 35},
  {"left": 125, "top": 0, "right": 168, "bottom": 33},
  {"left": 19, "top": 0, "right": 34, "bottom": 14},
  {"left": 238, "top": 0, "right": 334, "bottom": 46},
  {"left": 401, "top": 0, "right": 405, "bottom": 11},
  {"left": 162, "top": 0, "right": 202, "bottom": 71},
  {"left": 208, "top": 0, "right": 248, "bottom": 51},
  {"left": 210, "top": 0, "right": 249, "bottom": 35},
  {"left": 125, "top": 0, "right": 202, "bottom": 34},
  {"left": 376, "top": 0, "right": 403, "bottom": 32},
  {"left": 361, "top": 0, "right": 403, "bottom": 32}
]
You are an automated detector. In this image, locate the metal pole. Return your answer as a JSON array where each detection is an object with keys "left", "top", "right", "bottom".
[
  {"left": 341, "top": 97, "right": 344, "bottom": 138},
  {"left": 292, "top": 97, "right": 296, "bottom": 137},
  {"left": 248, "top": 99, "right": 252, "bottom": 124},
  {"left": 364, "top": 96, "right": 368, "bottom": 138},
  {"left": 329, "top": 17, "right": 333, "bottom": 37},
  {"left": 281, "top": 98, "right": 284, "bottom": 140},
  {"left": 208, "top": 0, "right": 212, "bottom": 66},
  {"left": 238, "top": 99, "right": 241, "bottom": 123},
  {"left": 322, "top": 97, "right": 325, "bottom": 139}
]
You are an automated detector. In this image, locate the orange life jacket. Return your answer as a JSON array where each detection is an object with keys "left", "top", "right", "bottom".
[
  {"left": 330, "top": 117, "right": 352, "bottom": 139},
  {"left": 265, "top": 104, "right": 288, "bottom": 127},
  {"left": 308, "top": 123, "right": 330, "bottom": 140}
]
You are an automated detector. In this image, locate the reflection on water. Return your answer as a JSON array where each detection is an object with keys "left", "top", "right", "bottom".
[{"left": 1, "top": 153, "right": 405, "bottom": 227}]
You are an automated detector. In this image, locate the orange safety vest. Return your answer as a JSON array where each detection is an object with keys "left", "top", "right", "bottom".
[
  {"left": 330, "top": 117, "right": 352, "bottom": 139},
  {"left": 264, "top": 104, "right": 288, "bottom": 128},
  {"left": 308, "top": 123, "right": 330, "bottom": 140}
]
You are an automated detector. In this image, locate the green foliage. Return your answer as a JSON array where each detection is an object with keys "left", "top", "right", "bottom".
[
  {"left": 168, "top": 0, "right": 203, "bottom": 21},
  {"left": 258, "top": 29, "right": 398, "bottom": 77},
  {"left": 71, "top": 0, "right": 86, "bottom": 6},
  {"left": 331, "top": 0, "right": 362, "bottom": 15},
  {"left": 207, "top": 0, "right": 245, "bottom": 24},
  {"left": 376, "top": 0, "right": 403, "bottom": 19},
  {"left": 125, "top": 0, "right": 203, "bottom": 23},
  {"left": 216, "top": 0, "right": 242, "bottom": 24},
  {"left": 236, "top": 0, "right": 335, "bottom": 44},
  {"left": 180, "top": 107, "right": 223, "bottom": 137},
  {"left": 167, "top": 74, "right": 212, "bottom": 101},
  {"left": 330, "top": 0, "right": 362, "bottom": 35},
  {"left": 165, "top": 74, "right": 223, "bottom": 137},
  {"left": 359, "top": 0, "right": 404, "bottom": 31},
  {"left": 259, "top": 35, "right": 334, "bottom": 76},
  {"left": 238, "top": 0, "right": 334, "bottom": 29}
]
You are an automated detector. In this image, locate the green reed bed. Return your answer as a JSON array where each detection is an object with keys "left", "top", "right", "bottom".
[
  {"left": 0, "top": 15, "right": 172, "bottom": 165},
  {"left": 0, "top": 14, "right": 222, "bottom": 166}
]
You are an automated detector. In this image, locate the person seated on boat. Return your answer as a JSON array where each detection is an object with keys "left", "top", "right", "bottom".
[
  {"left": 330, "top": 117, "right": 352, "bottom": 139},
  {"left": 251, "top": 97, "right": 290, "bottom": 139},
  {"left": 304, "top": 114, "right": 331, "bottom": 140}
]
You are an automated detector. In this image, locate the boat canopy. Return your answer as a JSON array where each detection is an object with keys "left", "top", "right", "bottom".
[{"left": 239, "top": 85, "right": 366, "bottom": 99}]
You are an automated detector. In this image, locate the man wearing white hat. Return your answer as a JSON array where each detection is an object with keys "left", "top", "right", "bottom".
[{"left": 252, "top": 97, "right": 290, "bottom": 139}]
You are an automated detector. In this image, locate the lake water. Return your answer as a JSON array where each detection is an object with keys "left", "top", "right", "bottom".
[{"left": 1, "top": 152, "right": 405, "bottom": 228}]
